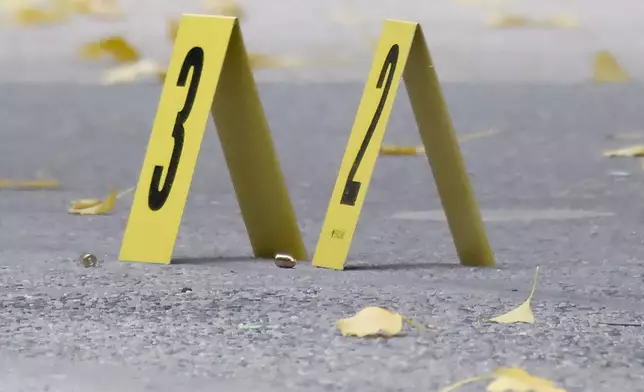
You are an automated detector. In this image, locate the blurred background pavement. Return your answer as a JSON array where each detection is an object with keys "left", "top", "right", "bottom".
[{"left": 1, "top": 0, "right": 643, "bottom": 84}]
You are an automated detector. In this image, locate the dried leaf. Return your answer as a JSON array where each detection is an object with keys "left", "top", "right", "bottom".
[
  {"left": 602, "top": 145, "right": 644, "bottom": 158},
  {"left": 488, "top": 368, "right": 566, "bottom": 392},
  {"left": 593, "top": 50, "right": 629, "bottom": 83},
  {"left": 380, "top": 130, "right": 500, "bottom": 156},
  {"left": 439, "top": 368, "right": 565, "bottom": 392},
  {"left": 68, "top": 188, "right": 116, "bottom": 215},
  {"left": 203, "top": 0, "right": 244, "bottom": 19},
  {"left": 337, "top": 307, "right": 403, "bottom": 337},
  {"left": 101, "top": 59, "right": 163, "bottom": 85},
  {"left": 487, "top": 13, "right": 578, "bottom": 29},
  {"left": 0, "top": 179, "right": 60, "bottom": 189},
  {"left": 80, "top": 36, "right": 140, "bottom": 63},
  {"left": 489, "top": 266, "right": 539, "bottom": 324},
  {"left": 69, "top": 186, "right": 132, "bottom": 211},
  {"left": 14, "top": 7, "right": 66, "bottom": 24},
  {"left": 380, "top": 145, "right": 424, "bottom": 156}
]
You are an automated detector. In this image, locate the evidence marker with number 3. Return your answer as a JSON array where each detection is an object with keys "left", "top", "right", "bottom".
[
  {"left": 312, "top": 19, "right": 495, "bottom": 270},
  {"left": 119, "top": 15, "right": 307, "bottom": 264}
]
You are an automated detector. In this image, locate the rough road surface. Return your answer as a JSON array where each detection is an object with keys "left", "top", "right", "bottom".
[
  {"left": 2, "top": 0, "right": 644, "bottom": 391},
  {"left": 2, "top": 83, "right": 644, "bottom": 391}
]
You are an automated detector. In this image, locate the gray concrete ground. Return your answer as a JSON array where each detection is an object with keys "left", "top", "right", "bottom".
[
  {"left": 2, "top": 83, "right": 644, "bottom": 391},
  {"left": 3, "top": 0, "right": 644, "bottom": 391}
]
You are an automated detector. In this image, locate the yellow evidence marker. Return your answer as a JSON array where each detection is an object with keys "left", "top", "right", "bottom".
[
  {"left": 119, "top": 15, "right": 307, "bottom": 264},
  {"left": 312, "top": 19, "right": 494, "bottom": 270}
]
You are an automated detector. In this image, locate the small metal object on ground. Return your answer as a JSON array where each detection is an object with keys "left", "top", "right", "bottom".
[
  {"left": 274, "top": 253, "right": 296, "bottom": 269},
  {"left": 79, "top": 253, "right": 99, "bottom": 268}
]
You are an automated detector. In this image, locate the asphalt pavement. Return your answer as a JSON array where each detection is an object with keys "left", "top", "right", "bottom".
[
  {"left": 2, "top": 81, "right": 644, "bottom": 391},
  {"left": 3, "top": 0, "right": 644, "bottom": 391}
]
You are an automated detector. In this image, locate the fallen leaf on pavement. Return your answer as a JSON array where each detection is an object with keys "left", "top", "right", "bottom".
[
  {"left": 440, "top": 367, "right": 565, "bottom": 392},
  {"left": 488, "top": 368, "right": 566, "bottom": 392},
  {"left": 100, "top": 59, "right": 163, "bottom": 85},
  {"left": 337, "top": 307, "right": 433, "bottom": 337},
  {"left": 68, "top": 188, "right": 116, "bottom": 215},
  {"left": 487, "top": 13, "right": 578, "bottom": 29},
  {"left": 338, "top": 307, "right": 403, "bottom": 337},
  {"left": 593, "top": 50, "right": 629, "bottom": 83},
  {"left": 13, "top": 7, "right": 66, "bottom": 25},
  {"left": 380, "top": 145, "right": 424, "bottom": 156},
  {"left": 0, "top": 179, "right": 60, "bottom": 189},
  {"left": 602, "top": 145, "right": 644, "bottom": 157},
  {"left": 80, "top": 36, "right": 140, "bottom": 63},
  {"left": 488, "top": 266, "right": 539, "bottom": 324},
  {"left": 380, "top": 130, "right": 500, "bottom": 155}
]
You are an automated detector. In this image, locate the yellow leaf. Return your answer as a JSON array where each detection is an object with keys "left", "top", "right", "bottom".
[
  {"left": 68, "top": 188, "right": 116, "bottom": 215},
  {"left": 439, "top": 368, "right": 565, "bottom": 392},
  {"left": 80, "top": 36, "right": 140, "bottom": 63},
  {"left": 203, "top": 0, "right": 244, "bottom": 19},
  {"left": 593, "top": 50, "right": 629, "bottom": 83},
  {"left": 0, "top": 179, "right": 60, "bottom": 189},
  {"left": 167, "top": 17, "right": 179, "bottom": 42},
  {"left": 489, "top": 266, "right": 539, "bottom": 324},
  {"left": 380, "top": 130, "right": 500, "bottom": 156},
  {"left": 14, "top": 7, "right": 66, "bottom": 24},
  {"left": 100, "top": 59, "right": 163, "bottom": 85},
  {"left": 602, "top": 145, "right": 644, "bottom": 158},
  {"left": 488, "top": 368, "right": 566, "bottom": 392},
  {"left": 69, "top": 198, "right": 103, "bottom": 210},
  {"left": 380, "top": 145, "right": 424, "bottom": 156},
  {"left": 487, "top": 13, "right": 578, "bottom": 29},
  {"left": 68, "top": 186, "right": 132, "bottom": 209},
  {"left": 337, "top": 307, "right": 403, "bottom": 337}
]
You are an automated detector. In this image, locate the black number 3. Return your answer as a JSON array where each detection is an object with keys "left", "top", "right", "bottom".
[
  {"left": 340, "top": 44, "right": 399, "bottom": 206},
  {"left": 148, "top": 46, "right": 204, "bottom": 211}
]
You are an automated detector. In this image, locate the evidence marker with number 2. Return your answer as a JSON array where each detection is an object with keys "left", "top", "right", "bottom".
[
  {"left": 312, "top": 19, "right": 495, "bottom": 270},
  {"left": 119, "top": 15, "right": 307, "bottom": 264}
]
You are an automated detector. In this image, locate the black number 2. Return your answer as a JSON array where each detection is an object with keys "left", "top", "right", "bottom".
[
  {"left": 148, "top": 46, "right": 204, "bottom": 211},
  {"left": 340, "top": 44, "right": 399, "bottom": 206}
]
